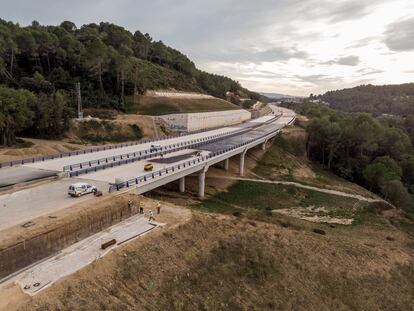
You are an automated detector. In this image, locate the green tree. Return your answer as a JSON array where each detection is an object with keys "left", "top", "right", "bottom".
[
  {"left": 363, "top": 156, "right": 401, "bottom": 191},
  {"left": 0, "top": 86, "right": 36, "bottom": 145},
  {"left": 381, "top": 180, "right": 413, "bottom": 209},
  {"left": 83, "top": 37, "right": 108, "bottom": 96}
]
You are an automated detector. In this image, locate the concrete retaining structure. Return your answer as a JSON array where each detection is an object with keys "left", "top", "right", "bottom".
[
  {"left": 0, "top": 195, "right": 142, "bottom": 280},
  {"left": 160, "top": 109, "right": 251, "bottom": 132},
  {"left": 145, "top": 90, "right": 214, "bottom": 99}
]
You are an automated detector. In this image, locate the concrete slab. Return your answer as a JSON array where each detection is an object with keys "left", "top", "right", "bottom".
[
  {"left": 22, "top": 126, "right": 245, "bottom": 172},
  {"left": 0, "top": 167, "right": 58, "bottom": 188},
  {"left": 79, "top": 149, "right": 209, "bottom": 183},
  {"left": 0, "top": 178, "right": 109, "bottom": 231},
  {"left": 16, "top": 215, "right": 158, "bottom": 296}
]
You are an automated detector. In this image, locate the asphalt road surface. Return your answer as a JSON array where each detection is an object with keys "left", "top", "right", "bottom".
[
  {"left": 0, "top": 178, "right": 108, "bottom": 231},
  {"left": 0, "top": 167, "right": 58, "bottom": 188}
]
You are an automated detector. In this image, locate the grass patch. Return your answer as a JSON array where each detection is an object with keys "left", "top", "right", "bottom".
[
  {"left": 125, "top": 95, "right": 240, "bottom": 115},
  {"left": 194, "top": 181, "right": 367, "bottom": 224}
]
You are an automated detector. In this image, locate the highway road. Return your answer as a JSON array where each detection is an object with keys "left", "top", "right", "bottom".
[
  {"left": 0, "top": 167, "right": 57, "bottom": 188},
  {"left": 80, "top": 148, "right": 210, "bottom": 183},
  {"left": 0, "top": 115, "right": 275, "bottom": 188},
  {"left": 23, "top": 116, "right": 274, "bottom": 172},
  {"left": 0, "top": 178, "right": 109, "bottom": 231}
]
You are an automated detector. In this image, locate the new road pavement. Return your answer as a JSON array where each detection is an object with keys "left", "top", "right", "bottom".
[{"left": 0, "top": 178, "right": 109, "bottom": 231}]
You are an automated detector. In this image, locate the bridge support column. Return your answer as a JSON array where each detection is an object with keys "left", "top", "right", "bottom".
[
  {"left": 262, "top": 141, "right": 267, "bottom": 150},
  {"left": 224, "top": 158, "right": 229, "bottom": 171},
  {"left": 179, "top": 177, "right": 185, "bottom": 193},
  {"left": 198, "top": 171, "right": 206, "bottom": 198},
  {"left": 239, "top": 150, "right": 247, "bottom": 176}
]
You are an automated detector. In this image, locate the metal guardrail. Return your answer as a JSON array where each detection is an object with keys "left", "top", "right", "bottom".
[
  {"left": 108, "top": 123, "right": 289, "bottom": 192},
  {"left": 0, "top": 114, "right": 281, "bottom": 172},
  {"left": 0, "top": 139, "right": 156, "bottom": 169},
  {"left": 66, "top": 132, "right": 246, "bottom": 177},
  {"left": 63, "top": 129, "right": 249, "bottom": 172},
  {"left": 0, "top": 116, "right": 270, "bottom": 169}
]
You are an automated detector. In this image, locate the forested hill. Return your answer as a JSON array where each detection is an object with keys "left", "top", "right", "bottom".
[
  {"left": 318, "top": 83, "right": 414, "bottom": 116},
  {"left": 0, "top": 19, "right": 261, "bottom": 145}
]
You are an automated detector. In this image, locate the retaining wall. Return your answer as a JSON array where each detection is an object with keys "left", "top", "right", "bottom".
[
  {"left": 160, "top": 109, "right": 251, "bottom": 132},
  {"left": 0, "top": 195, "right": 144, "bottom": 280}
]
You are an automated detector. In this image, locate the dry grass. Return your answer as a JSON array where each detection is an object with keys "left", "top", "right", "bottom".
[
  {"left": 125, "top": 95, "right": 240, "bottom": 115},
  {"left": 0, "top": 138, "right": 86, "bottom": 163},
  {"left": 16, "top": 212, "right": 414, "bottom": 311}
]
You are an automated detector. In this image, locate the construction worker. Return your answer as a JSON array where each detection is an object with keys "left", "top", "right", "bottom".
[
  {"left": 127, "top": 199, "right": 133, "bottom": 213},
  {"left": 148, "top": 210, "right": 155, "bottom": 222},
  {"left": 156, "top": 201, "right": 161, "bottom": 214},
  {"left": 139, "top": 202, "right": 144, "bottom": 214}
]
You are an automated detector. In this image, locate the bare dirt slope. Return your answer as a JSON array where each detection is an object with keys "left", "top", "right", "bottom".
[
  {"left": 0, "top": 138, "right": 86, "bottom": 163},
  {"left": 14, "top": 212, "right": 414, "bottom": 311},
  {"left": 115, "top": 114, "right": 161, "bottom": 138},
  {"left": 0, "top": 114, "right": 160, "bottom": 163}
]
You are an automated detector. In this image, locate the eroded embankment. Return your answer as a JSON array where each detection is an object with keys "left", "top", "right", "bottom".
[{"left": 0, "top": 193, "right": 148, "bottom": 280}]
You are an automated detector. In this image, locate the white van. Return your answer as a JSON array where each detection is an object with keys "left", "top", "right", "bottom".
[
  {"left": 150, "top": 144, "right": 162, "bottom": 152},
  {"left": 68, "top": 182, "right": 97, "bottom": 197}
]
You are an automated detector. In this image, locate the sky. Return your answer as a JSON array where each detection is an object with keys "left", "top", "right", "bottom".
[{"left": 1, "top": 0, "right": 414, "bottom": 96}]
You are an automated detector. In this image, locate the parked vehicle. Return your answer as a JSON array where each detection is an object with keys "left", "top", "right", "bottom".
[
  {"left": 68, "top": 182, "right": 97, "bottom": 197},
  {"left": 144, "top": 163, "right": 154, "bottom": 171},
  {"left": 150, "top": 144, "right": 162, "bottom": 152}
]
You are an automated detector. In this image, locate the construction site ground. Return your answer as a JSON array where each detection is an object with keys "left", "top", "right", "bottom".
[
  {"left": 7, "top": 208, "right": 414, "bottom": 311},
  {"left": 1, "top": 125, "right": 413, "bottom": 310},
  {"left": 0, "top": 195, "right": 191, "bottom": 310}
]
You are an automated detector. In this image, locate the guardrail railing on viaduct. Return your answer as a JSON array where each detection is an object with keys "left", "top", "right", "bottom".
[{"left": 108, "top": 115, "right": 295, "bottom": 192}]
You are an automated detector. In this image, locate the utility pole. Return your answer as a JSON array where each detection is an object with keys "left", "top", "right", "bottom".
[{"left": 76, "top": 82, "right": 83, "bottom": 119}]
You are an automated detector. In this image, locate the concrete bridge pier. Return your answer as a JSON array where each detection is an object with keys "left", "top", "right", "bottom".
[
  {"left": 262, "top": 140, "right": 268, "bottom": 150},
  {"left": 239, "top": 150, "right": 247, "bottom": 176},
  {"left": 198, "top": 166, "right": 209, "bottom": 198},
  {"left": 179, "top": 177, "right": 185, "bottom": 193},
  {"left": 224, "top": 158, "right": 229, "bottom": 171}
]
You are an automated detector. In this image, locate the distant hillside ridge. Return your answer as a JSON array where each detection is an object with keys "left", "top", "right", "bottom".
[
  {"left": 0, "top": 19, "right": 263, "bottom": 145},
  {"left": 260, "top": 92, "right": 299, "bottom": 100},
  {"left": 318, "top": 83, "right": 414, "bottom": 116},
  {"left": 0, "top": 20, "right": 263, "bottom": 105}
]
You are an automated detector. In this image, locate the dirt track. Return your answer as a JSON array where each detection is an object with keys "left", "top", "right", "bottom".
[{"left": 207, "top": 175, "right": 385, "bottom": 203}]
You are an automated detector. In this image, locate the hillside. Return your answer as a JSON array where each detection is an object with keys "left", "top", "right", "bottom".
[
  {"left": 125, "top": 94, "right": 240, "bottom": 115},
  {"left": 318, "top": 83, "right": 414, "bottom": 115},
  {"left": 260, "top": 92, "right": 298, "bottom": 100},
  {"left": 0, "top": 20, "right": 260, "bottom": 146}
]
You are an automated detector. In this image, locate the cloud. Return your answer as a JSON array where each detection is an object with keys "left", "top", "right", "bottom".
[
  {"left": 0, "top": 0, "right": 412, "bottom": 95},
  {"left": 356, "top": 68, "right": 384, "bottom": 76},
  {"left": 294, "top": 74, "right": 336, "bottom": 84},
  {"left": 384, "top": 16, "right": 414, "bottom": 51},
  {"left": 298, "top": 0, "right": 386, "bottom": 24},
  {"left": 346, "top": 36, "right": 378, "bottom": 49},
  {"left": 323, "top": 55, "right": 360, "bottom": 66},
  {"left": 207, "top": 46, "right": 309, "bottom": 63}
]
